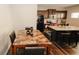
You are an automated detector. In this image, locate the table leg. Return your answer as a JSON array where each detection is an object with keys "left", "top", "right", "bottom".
[{"left": 13, "top": 46, "right": 17, "bottom": 55}]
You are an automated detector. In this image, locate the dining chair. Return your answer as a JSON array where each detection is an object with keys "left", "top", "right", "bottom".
[
  {"left": 9, "top": 31, "right": 16, "bottom": 54},
  {"left": 9, "top": 31, "right": 16, "bottom": 44},
  {"left": 16, "top": 47, "right": 47, "bottom": 55}
]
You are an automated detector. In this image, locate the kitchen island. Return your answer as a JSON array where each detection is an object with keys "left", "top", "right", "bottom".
[{"left": 48, "top": 26, "right": 79, "bottom": 47}]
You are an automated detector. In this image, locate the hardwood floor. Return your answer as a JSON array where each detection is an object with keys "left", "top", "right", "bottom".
[
  {"left": 51, "top": 41, "right": 69, "bottom": 55},
  {"left": 48, "top": 42, "right": 67, "bottom": 55},
  {"left": 44, "top": 29, "right": 79, "bottom": 55},
  {"left": 49, "top": 40, "right": 79, "bottom": 55},
  {"left": 61, "top": 43, "right": 79, "bottom": 55}
]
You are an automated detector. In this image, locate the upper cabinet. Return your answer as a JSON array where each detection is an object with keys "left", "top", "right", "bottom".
[
  {"left": 56, "top": 11, "right": 67, "bottom": 19},
  {"left": 47, "top": 9, "right": 56, "bottom": 18},
  {"left": 37, "top": 10, "right": 48, "bottom": 19},
  {"left": 37, "top": 9, "right": 67, "bottom": 19}
]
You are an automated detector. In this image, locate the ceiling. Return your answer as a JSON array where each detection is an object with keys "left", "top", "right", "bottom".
[{"left": 38, "top": 4, "right": 76, "bottom": 8}]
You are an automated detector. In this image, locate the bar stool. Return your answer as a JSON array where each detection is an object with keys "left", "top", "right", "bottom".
[
  {"left": 57, "top": 31, "right": 71, "bottom": 47},
  {"left": 71, "top": 31, "right": 79, "bottom": 47},
  {"left": 44, "top": 31, "right": 51, "bottom": 41},
  {"left": 76, "top": 32, "right": 79, "bottom": 46}
]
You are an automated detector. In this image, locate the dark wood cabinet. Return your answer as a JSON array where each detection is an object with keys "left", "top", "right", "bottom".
[
  {"left": 56, "top": 11, "right": 67, "bottom": 19},
  {"left": 37, "top": 10, "right": 48, "bottom": 19},
  {"left": 47, "top": 9, "right": 56, "bottom": 18},
  {"left": 37, "top": 9, "right": 67, "bottom": 19}
]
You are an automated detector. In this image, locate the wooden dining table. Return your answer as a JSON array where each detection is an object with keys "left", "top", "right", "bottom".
[{"left": 12, "top": 30, "right": 52, "bottom": 55}]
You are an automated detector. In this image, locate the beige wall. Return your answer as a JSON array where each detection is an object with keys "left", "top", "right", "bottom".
[
  {"left": 38, "top": 5, "right": 66, "bottom": 11},
  {"left": 66, "top": 5, "right": 79, "bottom": 27},
  {"left": 10, "top": 4, "right": 37, "bottom": 30},
  {"left": 0, "top": 5, "right": 12, "bottom": 54},
  {"left": 0, "top": 4, "right": 37, "bottom": 54}
]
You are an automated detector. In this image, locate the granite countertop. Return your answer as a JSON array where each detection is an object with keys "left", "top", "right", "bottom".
[{"left": 48, "top": 26, "right": 79, "bottom": 31}]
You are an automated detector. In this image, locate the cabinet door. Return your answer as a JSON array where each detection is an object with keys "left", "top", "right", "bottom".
[
  {"left": 56, "top": 11, "right": 67, "bottom": 19},
  {"left": 37, "top": 10, "right": 48, "bottom": 19},
  {"left": 47, "top": 9, "right": 56, "bottom": 18}
]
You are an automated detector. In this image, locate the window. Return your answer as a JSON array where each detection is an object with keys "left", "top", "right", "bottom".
[{"left": 71, "top": 12, "right": 79, "bottom": 18}]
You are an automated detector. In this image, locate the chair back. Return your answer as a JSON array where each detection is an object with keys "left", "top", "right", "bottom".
[
  {"left": 16, "top": 47, "right": 47, "bottom": 55},
  {"left": 9, "top": 31, "right": 16, "bottom": 44},
  {"left": 24, "top": 47, "right": 47, "bottom": 55}
]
